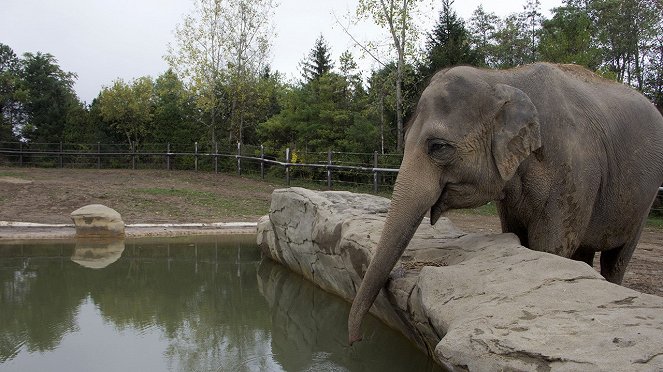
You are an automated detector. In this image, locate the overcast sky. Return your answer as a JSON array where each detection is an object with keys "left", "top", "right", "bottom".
[{"left": 1, "top": 0, "right": 561, "bottom": 104}]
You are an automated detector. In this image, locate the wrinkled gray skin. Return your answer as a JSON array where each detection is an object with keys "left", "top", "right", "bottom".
[{"left": 348, "top": 63, "right": 663, "bottom": 345}]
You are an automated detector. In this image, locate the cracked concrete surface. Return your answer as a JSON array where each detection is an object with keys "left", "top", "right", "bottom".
[{"left": 257, "top": 187, "right": 663, "bottom": 371}]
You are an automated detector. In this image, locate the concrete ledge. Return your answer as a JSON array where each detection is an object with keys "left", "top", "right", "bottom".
[
  {"left": 257, "top": 187, "right": 663, "bottom": 371},
  {"left": 0, "top": 221, "right": 258, "bottom": 240}
]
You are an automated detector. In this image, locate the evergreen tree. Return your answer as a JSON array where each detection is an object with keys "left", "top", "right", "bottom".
[
  {"left": 152, "top": 69, "right": 196, "bottom": 144},
  {"left": 19, "top": 52, "right": 81, "bottom": 143},
  {"left": 0, "top": 44, "right": 22, "bottom": 141},
  {"left": 422, "top": 0, "right": 480, "bottom": 78},
  {"left": 300, "top": 35, "right": 334, "bottom": 82}
]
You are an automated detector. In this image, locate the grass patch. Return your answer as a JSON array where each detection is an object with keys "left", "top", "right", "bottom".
[
  {"left": 133, "top": 187, "right": 269, "bottom": 216},
  {"left": 0, "top": 171, "right": 23, "bottom": 177},
  {"left": 453, "top": 202, "right": 498, "bottom": 216},
  {"left": 646, "top": 215, "right": 663, "bottom": 229}
]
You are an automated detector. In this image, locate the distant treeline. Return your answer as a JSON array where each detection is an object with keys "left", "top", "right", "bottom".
[{"left": 1, "top": 0, "right": 661, "bottom": 155}]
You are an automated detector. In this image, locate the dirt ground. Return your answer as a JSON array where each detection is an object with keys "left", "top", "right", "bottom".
[{"left": 0, "top": 167, "right": 661, "bottom": 297}]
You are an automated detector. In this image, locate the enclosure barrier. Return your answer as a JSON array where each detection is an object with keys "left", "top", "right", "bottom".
[
  {"left": 2, "top": 141, "right": 661, "bottom": 211},
  {"left": 0, "top": 141, "right": 401, "bottom": 193}
]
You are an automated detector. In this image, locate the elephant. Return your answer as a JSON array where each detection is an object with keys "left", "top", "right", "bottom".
[{"left": 348, "top": 62, "right": 663, "bottom": 345}]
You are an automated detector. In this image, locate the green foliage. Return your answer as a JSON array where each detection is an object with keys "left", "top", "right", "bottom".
[
  {"left": 152, "top": 69, "right": 197, "bottom": 144},
  {"left": 96, "top": 77, "right": 155, "bottom": 148},
  {"left": 300, "top": 35, "right": 335, "bottom": 83},
  {"left": 468, "top": 5, "right": 500, "bottom": 67},
  {"left": 165, "top": 0, "right": 277, "bottom": 145},
  {"left": 539, "top": 5, "right": 602, "bottom": 68},
  {"left": 17, "top": 52, "right": 81, "bottom": 143},
  {"left": 421, "top": 0, "right": 481, "bottom": 78},
  {"left": 2, "top": 0, "right": 661, "bottom": 154},
  {"left": 0, "top": 44, "right": 21, "bottom": 142},
  {"left": 258, "top": 48, "right": 383, "bottom": 154}
]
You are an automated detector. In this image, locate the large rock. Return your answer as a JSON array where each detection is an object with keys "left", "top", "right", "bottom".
[
  {"left": 257, "top": 187, "right": 663, "bottom": 371},
  {"left": 70, "top": 204, "right": 125, "bottom": 238}
]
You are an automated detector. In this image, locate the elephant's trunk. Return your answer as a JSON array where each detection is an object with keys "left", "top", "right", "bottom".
[{"left": 348, "top": 150, "right": 441, "bottom": 345}]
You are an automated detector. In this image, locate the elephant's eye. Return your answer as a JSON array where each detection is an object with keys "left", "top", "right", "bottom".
[{"left": 427, "top": 139, "right": 456, "bottom": 162}]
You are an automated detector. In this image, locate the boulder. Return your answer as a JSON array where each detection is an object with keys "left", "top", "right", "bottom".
[
  {"left": 70, "top": 204, "right": 125, "bottom": 238},
  {"left": 257, "top": 187, "right": 663, "bottom": 371}
]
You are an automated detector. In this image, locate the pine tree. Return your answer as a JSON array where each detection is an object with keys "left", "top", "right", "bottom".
[
  {"left": 300, "top": 35, "right": 334, "bottom": 83},
  {"left": 422, "top": 0, "right": 479, "bottom": 78}
]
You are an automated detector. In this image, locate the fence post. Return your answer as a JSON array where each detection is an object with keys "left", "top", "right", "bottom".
[
  {"left": 260, "top": 145, "right": 265, "bottom": 180},
  {"left": 131, "top": 142, "right": 136, "bottom": 170},
  {"left": 214, "top": 142, "right": 218, "bottom": 173},
  {"left": 327, "top": 150, "right": 332, "bottom": 189},
  {"left": 194, "top": 142, "right": 198, "bottom": 171},
  {"left": 166, "top": 143, "right": 171, "bottom": 170},
  {"left": 97, "top": 142, "right": 101, "bottom": 169},
  {"left": 59, "top": 141, "right": 63, "bottom": 168},
  {"left": 373, "top": 151, "right": 379, "bottom": 193},
  {"left": 19, "top": 142, "right": 23, "bottom": 166},
  {"left": 285, "top": 147, "right": 290, "bottom": 186},
  {"left": 237, "top": 142, "right": 242, "bottom": 176}
]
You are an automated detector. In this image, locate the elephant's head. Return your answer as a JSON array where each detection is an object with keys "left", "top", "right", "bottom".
[{"left": 348, "top": 67, "right": 541, "bottom": 344}]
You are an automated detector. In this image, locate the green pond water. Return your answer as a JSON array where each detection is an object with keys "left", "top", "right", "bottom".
[{"left": 0, "top": 235, "right": 443, "bottom": 372}]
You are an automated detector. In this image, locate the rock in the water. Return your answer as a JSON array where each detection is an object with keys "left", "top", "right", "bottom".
[
  {"left": 70, "top": 204, "right": 125, "bottom": 238},
  {"left": 257, "top": 187, "right": 663, "bottom": 372}
]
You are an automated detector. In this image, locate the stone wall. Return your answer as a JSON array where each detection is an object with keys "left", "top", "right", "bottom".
[{"left": 257, "top": 187, "right": 663, "bottom": 371}]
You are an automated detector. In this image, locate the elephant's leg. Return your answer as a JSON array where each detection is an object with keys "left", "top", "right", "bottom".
[
  {"left": 600, "top": 242, "right": 637, "bottom": 284},
  {"left": 600, "top": 216, "right": 647, "bottom": 284},
  {"left": 497, "top": 203, "right": 529, "bottom": 246},
  {"left": 571, "top": 248, "right": 595, "bottom": 267}
]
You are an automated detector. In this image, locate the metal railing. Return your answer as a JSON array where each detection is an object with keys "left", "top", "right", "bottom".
[
  {"left": 0, "top": 141, "right": 402, "bottom": 193},
  {"left": 3, "top": 141, "right": 662, "bottom": 212}
]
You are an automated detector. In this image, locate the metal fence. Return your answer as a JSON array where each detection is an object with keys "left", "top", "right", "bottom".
[
  {"left": 2, "top": 141, "right": 662, "bottom": 212},
  {"left": 0, "top": 141, "right": 402, "bottom": 193}
]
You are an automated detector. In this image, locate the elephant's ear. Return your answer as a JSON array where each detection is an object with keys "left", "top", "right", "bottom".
[{"left": 491, "top": 83, "right": 542, "bottom": 181}]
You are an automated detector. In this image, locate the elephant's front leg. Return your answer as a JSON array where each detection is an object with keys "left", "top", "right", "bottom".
[{"left": 523, "top": 197, "right": 587, "bottom": 258}]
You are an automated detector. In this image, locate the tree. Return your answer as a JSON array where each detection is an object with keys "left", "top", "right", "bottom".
[
  {"left": 520, "top": 0, "right": 543, "bottom": 63},
  {"left": 300, "top": 35, "right": 334, "bottom": 83},
  {"left": 166, "top": 0, "right": 276, "bottom": 145},
  {"left": 339, "top": 50, "right": 363, "bottom": 97},
  {"left": 223, "top": 0, "right": 276, "bottom": 145},
  {"left": 18, "top": 52, "right": 80, "bottom": 143},
  {"left": 468, "top": 5, "right": 500, "bottom": 67},
  {"left": 0, "top": 44, "right": 22, "bottom": 141},
  {"left": 96, "top": 77, "right": 155, "bottom": 148},
  {"left": 355, "top": 0, "right": 428, "bottom": 152},
  {"left": 492, "top": 14, "right": 530, "bottom": 68},
  {"left": 590, "top": 0, "right": 660, "bottom": 89},
  {"left": 421, "top": 0, "right": 480, "bottom": 78},
  {"left": 539, "top": 5, "right": 601, "bottom": 68},
  {"left": 152, "top": 69, "right": 196, "bottom": 144}
]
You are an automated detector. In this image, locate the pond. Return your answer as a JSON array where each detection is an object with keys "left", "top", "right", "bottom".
[{"left": 0, "top": 235, "right": 443, "bottom": 372}]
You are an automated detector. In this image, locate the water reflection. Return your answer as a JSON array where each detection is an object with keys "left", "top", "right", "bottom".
[
  {"left": 71, "top": 239, "right": 125, "bottom": 269},
  {"left": 0, "top": 236, "right": 442, "bottom": 371},
  {"left": 257, "top": 261, "right": 443, "bottom": 372}
]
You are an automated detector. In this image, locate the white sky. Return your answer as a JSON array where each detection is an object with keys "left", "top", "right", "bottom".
[{"left": 1, "top": 0, "right": 561, "bottom": 104}]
